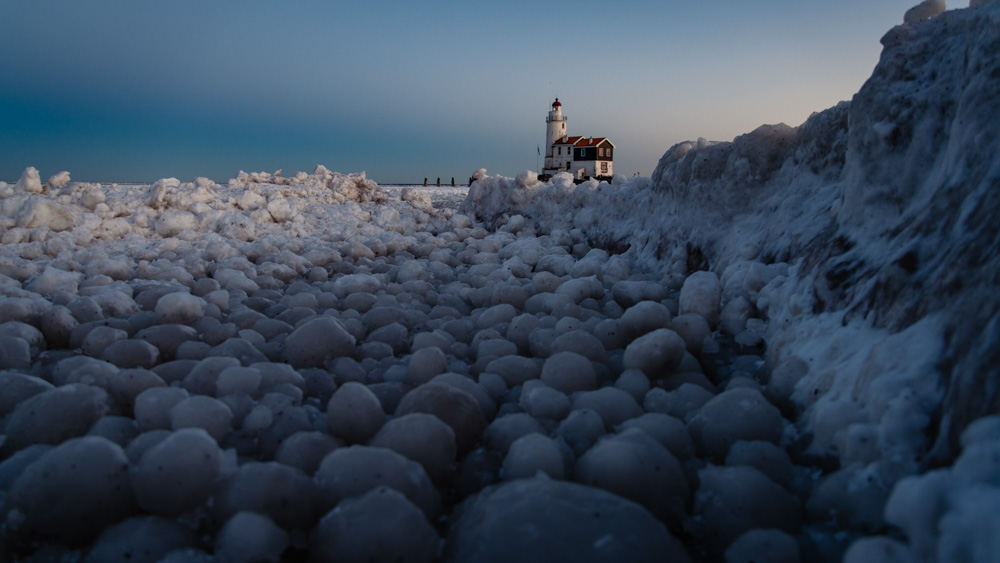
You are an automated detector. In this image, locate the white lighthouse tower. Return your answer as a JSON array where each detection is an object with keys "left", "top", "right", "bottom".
[{"left": 543, "top": 98, "right": 567, "bottom": 170}]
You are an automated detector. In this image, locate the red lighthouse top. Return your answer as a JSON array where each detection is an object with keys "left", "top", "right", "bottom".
[{"left": 552, "top": 98, "right": 562, "bottom": 107}]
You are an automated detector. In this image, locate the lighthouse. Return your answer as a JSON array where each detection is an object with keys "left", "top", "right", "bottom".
[
  {"left": 543, "top": 98, "right": 567, "bottom": 170},
  {"left": 541, "top": 98, "right": 615, "bottom": 181}
]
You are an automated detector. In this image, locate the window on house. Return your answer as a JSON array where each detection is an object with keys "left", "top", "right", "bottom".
[{"left": 601, "top": 162, "right": 608, "bottom": 173}]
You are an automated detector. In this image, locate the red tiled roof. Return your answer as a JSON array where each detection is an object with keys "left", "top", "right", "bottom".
[{"left": 552, "top": 136, "right": 616, "bottom": 148}]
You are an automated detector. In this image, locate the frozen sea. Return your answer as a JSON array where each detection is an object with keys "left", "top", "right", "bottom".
[{"left": 1, "top": 3, "right": 999, "bottom": 562}]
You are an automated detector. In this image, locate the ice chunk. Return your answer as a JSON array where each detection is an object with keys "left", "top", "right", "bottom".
[
  {"left": 314, "top": 445, "right": 441, "bottom": 521},
  {"left": 369, "top": 413, "right": 457, "bottom": 485},
  {"left": 904, "top": 0, "right": 946, "bottom": 24},
  {"left": 695, "top": 465, "right": 801, "bottom": 547},
  {"left": 215, "top": 512, "right": 289, "bottom": 563},
  {"left": 502, "top": 433, "right": 565, "bottom": 480},
  {"left": 87, "top": 515, "right": 199, "bottom": 563},
  {"left": 170, "top": 395, "right": 233, "bottom": 442},
  {"left": 724, "top": 529, "right": 801, "bottom": 563},
  {"left": 15, "top": 166, "right": 43, "bottom": 194},
  {"left": 154, "top": 210, "right": 198, "bottom": 237},
  {"left": 540, "top": 351, "right": 596, "bottom": 393},
  {"left": 154, "top": 292, "right": 206, "bottom": 325},
  {"left": 572, "top": 387, "right": 644, "bottom": 431},
  {"left": 679, "top": 271, "right": 722, "bottom": 328},
  {"left": 130, "top": 428, "right": 221, "bottom": 516},
  {"left": 444, "top": 477, "right": 689, "bottom": 562},
  {"left": 687, "top": 388, "right": 784, "bottom": 462},
  {"left": 312, "top": 487, "right": 439, "bottom": 563},
  {"left": 283, "top": 316, "right": 356, "bottom": 369},
  {"left": 1, "top": 384, "right": 112, "bottom": 455},
  {"left": 396, "top": 382, "right": 487, "bottom": 453},
  {"left": 212, "top": 461, "right": 316, "bottom": 530},
  {"left": 575, "top": 428, "right": 688, "bottom": 524},
  {"left": 274, "top": 431, "right": 341, "bottom": 476},
  {"left": 622, "top": 328, "right": 687, "bottom": 378},
  {"left": 326, "top": 381, "right": 385, "bottom": 444},
  {"left": 4, "top": 436, "right": 133, "bottom": 546},
  {"left": 620, "top": 300, "right": 673, "bottom": 338}
]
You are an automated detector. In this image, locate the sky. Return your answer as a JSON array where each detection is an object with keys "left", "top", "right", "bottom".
[{"left": 1, "top": 0, "right": 925, "bottom": 185}]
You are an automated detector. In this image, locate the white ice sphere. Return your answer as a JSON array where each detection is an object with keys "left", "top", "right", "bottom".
[
  {"left": 720, "top": 296, "right": 752, "bottom": 335},
  {"left": 134, "top": 386, "right": 190, "bottom": 431},
  {"left": 215, "top": 366, "right": 262, "bottom": 397},
  {"left": 540, "top": 351, "right": 596, "bottom": 393},
  {"left": 679, "top": 271, "right": 722, "bottom": 328},
  {"left": 4, "top": 436, "right": 133, "bottom": 546},
  {"left": 429, "top": 372, "right": 497, "bottom": 420},
  {"left": 170, "top": 395, "right": 233, "bottom": 442},
  {"left": 82, "top": 325, "right": 128, "bottom": 357},
  {"left": 46, "top": 170, "right": 71, "bottom": 188},
  {"left": 0, "top": 335, "right": 30, "bottom": 370},
  {"left": 218, "top": 214, "right": 256, "bottom": 241},
  {"left": 101, "top": 338, "right": 160, "bottom": 369},
  {"left": 154, "top": 292, "right": 206, "bottom": 325},
  {"left": 1, "top": 384, "right": 112, "bottom": 455},
  {"left": 369, "top": 412, "right": 457, "bottom": 485},
  {"left": 575, "top": 428, "right": 689, "bottom": 524},
  {"left": 326, "top": 381, "right": 385, "bottom": 444},
  {"left": 314, "top": 445, "right": 441, "bottom": 521},
  {"left": 622, "top": 328, "right": 687, "bottom": 377},
  {"left": 551, "top": 330, "right": 607, "bottom": 362},
  {"left": 883, "top": 470, "right": 950, "bottom": 560},
  {"left": 724, "top": 528, "right": 801, "bottom": 563},
  {"left": 842, "top": 537, "right": 915, "bottom": 563},
  {"left": 502, "top": 433, "right": 565, "bottom": 480},
  {"left": 615, "top": 369, "right": 652, "bottom": 402},
  {"left": 155, "top": 210, "right": 198, "bottom": 237},
  {"left": 87, "top": 516, "right": 199, "bottom": 563},
  {"left": 212, "top": 462, "right": 316, "bottom": 531},
  {"left": 687, "top": 387, "right": 784, "bottom": 462},
  {"left": 130, "top": 428, "right": 221, "bottom": 516},
  {"left": 11, "top": 197, "right": 76, "bottom": 232},
  {"left": 486, "top": 356, "right": 541, "bottom": 387},
  {"left": 266, "top": 197, "right": 296, "bottom": 222},
  {"left": 519, "top": 381, "right": 570, "bottom": 420},
  {"left": 283, "top": 316, "right": 356, "bottom": 369},
  {"left": 395, "top": 382, "right": 488, "bottom": 453},
  {"left": 215, "top": 511, "right": 289, "bottom": 563},
  {"left": 0, "top": 373, "right": 53, "bottom": 417},
  {"left": 25, "top": 265, "right": 83, "bottom": 295},
  {"left": 556, "top": 408, "right": 606, "bottom": 458},
  {"left": 612, "top": 280, "right": 668, "bottom": 308},
  {"left": 960, "top": 414, "right": 1000, "bottom": 449},
  {"left": 669, "top": 313, "right": 712, "bottom": 354},
  {"left": 182, "top": 356, "right": 241, "bottom": 396},
  {"left": 15, "top": 166, "right": 43, "bottom": 194},
  {"left": 904, "top": 0, "right": 946, "bottom": 24},
  {"left": 485, "top": 413, "right": 546, "bottom": 455},
  {"left": 312, "top": 487, "right": 439, "bottom": 563},
  {"left": 444, "top": 477, "right": 689, "bottom": 562},
  {"left": 332, "top": 273, "right": 382, "bottom": 297},
  {"left": 571, "top": 387, "right": 644, "bottom": 431},
  {"left": 275, "top": 431, "right": 341, "bottom": 476},
  {"left": 554, "top": 276, "right": 604, "bottom": 303},
  {"left": 936, "top": 487, "right": 1000, "bottom": 563},
  {"left": 618, "top": 413, "right": 695, "bottom": 461},
  {"left": 620, "top": 300, "right": 673, "bottom": 337},
  {"left": 695, "top": 465, "right": 801, "bottom": 546}
]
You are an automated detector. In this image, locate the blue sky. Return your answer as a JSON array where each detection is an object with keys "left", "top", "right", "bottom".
[{"left": 1, "top": 0, "right": 920, "bottom": 184}]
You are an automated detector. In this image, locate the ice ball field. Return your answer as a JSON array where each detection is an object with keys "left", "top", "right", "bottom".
[{"left": 3, "top": 3, "right": 1000, "bottom": 562}]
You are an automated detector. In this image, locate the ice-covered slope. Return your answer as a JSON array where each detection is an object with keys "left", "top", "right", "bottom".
[{"left": 463, "top": 1, "right": 1000, "bottom": 558}]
